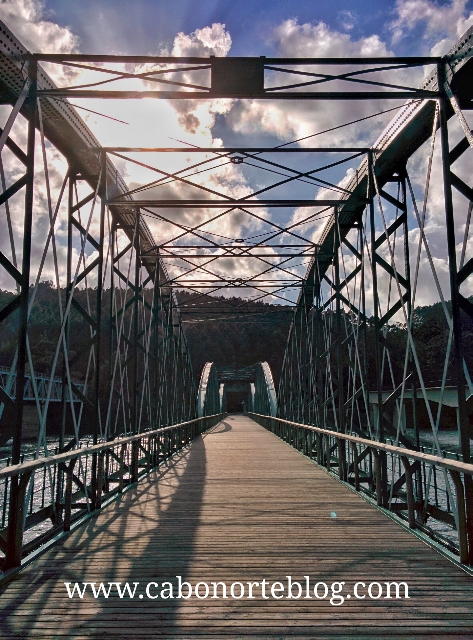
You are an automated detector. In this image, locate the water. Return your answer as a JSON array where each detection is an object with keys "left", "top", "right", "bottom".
[{"left": 0, "top": 436, "right": 94, "bottom": 547}]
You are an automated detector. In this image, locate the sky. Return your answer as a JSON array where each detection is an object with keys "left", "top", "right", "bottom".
[
  {"left": 1, "top": 0, "right": 473, "bottom": 311},
  {"left": 10, "top": 0, "right": 473, "bottom": 58}
]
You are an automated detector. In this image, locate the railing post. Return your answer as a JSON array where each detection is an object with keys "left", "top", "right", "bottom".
[
  {"left": 153, "top": 435, "right": 158, "bottom": 467},
  {"left": 350, "top": 442, "right": 360, "bottom": 491},
  {"left": 118, "top": 443, "right": 126, "bottom": 493},
  {"left": 324, "top": 435, "right": 331, "bottom": 473},
  {"left": 64, "top": 457, "right": 78, "bottom": 531},
  {"left": 4, "top": 470, "right": 32, "bottom": 570},
  {"left": 146, "top": 436, "right": 152, "bottom": 473},
  {"left": 131, "top": 439, "right": 139, "bottom": 483},
  {"left": 401, "top": 456, "right": 416, "bottom": 529},
  {"left": 157, "top": 434, "right": 162, "bottom": 466},
  {"left": 95, "top": 451, "right": 105, "bottom": 510},
  {"left": 372, "top": 449, "right": 383, "bottom": 507},
  {"left": 338, "top": 439, "right": 347, "bottom": 482},
  {"left": 450, "top": 470, "right": 470, "bottom": 565},
  {"left": 316, "top": 433, "right": 323, "bottom": 465}
]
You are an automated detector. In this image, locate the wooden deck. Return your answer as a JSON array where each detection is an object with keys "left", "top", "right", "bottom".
[{"left": 1, "top": 415, "right": 473, "bottom": 639}]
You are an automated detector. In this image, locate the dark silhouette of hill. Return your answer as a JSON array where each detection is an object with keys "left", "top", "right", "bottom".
[
  {"left": 175, "top": 290, "right": 293, "bottom": 386},
  {"left": 1, "top": 282, "right": 472, "bottom": 394}
]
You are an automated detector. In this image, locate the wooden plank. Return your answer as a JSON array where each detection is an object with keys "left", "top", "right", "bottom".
[{"left": 0, "top": 416, "right": 472, "bottom": 638}]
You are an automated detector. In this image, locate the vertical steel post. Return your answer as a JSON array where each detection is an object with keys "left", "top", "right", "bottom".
[
  {"left": 334, "top": 206, "right": 347, "bottom": 480},
  {"left": 438, "top": 62, "right": 473, "bottom": 564},
  {"left": 108, "top": 218, "right": 116, "bottom": 439},
  {"left": 91, "top": 151, "right": 106, "bottom": 509},
  {"left": 151, "top": 259, "right": 159, "bottom": 431},
  {"left": 360, "top": 219, "right": 368, "bottom": 403},
  {"left": 5, "top": 58, "right": 37, "bottom": 570},
  {"left": 314, "top": 258, "right": 324, "bottom": 433},
  {"left": 60, "top": 172, "right": 75, "bottom": 452},
  {"left": 95, "top": 151, "right": 106, "bottom": 444},
  {"left": 368, "top": 151, "right": 388, "bottom": 507},
  {"left": 56, "top": 171, "right": 75, "bottom": 521},
  {"left": 132, "top": 208, "right": 140, "bottom": 435},
  {"left": 400, "top": 167, "right": 423, "bottom": 512}
]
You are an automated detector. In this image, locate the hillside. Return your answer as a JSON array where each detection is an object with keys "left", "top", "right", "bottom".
[{"left": 0, "top": 283, "right": 472, "bottom": 393}]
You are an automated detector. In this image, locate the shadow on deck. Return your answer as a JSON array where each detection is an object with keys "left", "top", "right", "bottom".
[{"left": 1, "top": 416, "right": 472, "bottom": 639}]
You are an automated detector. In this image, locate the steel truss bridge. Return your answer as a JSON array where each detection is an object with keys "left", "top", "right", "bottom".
[{"left": 0, "top": 18, "right": 473, "bottom": 637}]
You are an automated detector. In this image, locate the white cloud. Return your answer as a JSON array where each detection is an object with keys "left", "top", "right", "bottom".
[
  {"left": 273, "top": 18, "right": 391, "bottom": 58},
  {"left": 0, "top": 0, "right": 78, "bottom": 53},
  {"left": 134, "top": 24, "right": 233, "bottom": 137},
  {"left": 0, "top": 0, "right": 80, "bottom": 85},
  {"left": 166, "top": 23, "right": 231, "bottom": 58},
  {"left": 226, "top": 19, "right": 404, "bottom": 150},
  {"left": 390, "top": 0, "right": 473, "bottom": 51},
  {"left": 167, "top": 23, "right": 233, "bottom": 137},
  {"left": 338, "top": 10, "right": 357, "bottom": 32}
]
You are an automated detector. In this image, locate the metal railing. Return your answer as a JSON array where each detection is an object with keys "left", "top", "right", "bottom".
[
  {"left": 249, "top": 413, "right": 473, "bottom": 567},
  {"left": 0, "top": 366, "right": 86, "bottom": 401},
  {"left": 0, "top": 414, "right": 224, "bottom": 575}
]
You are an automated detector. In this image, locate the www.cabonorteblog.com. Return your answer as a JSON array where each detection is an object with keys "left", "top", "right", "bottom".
[{"left": 64, "top": 576, "right": 410, "bottom": 606}]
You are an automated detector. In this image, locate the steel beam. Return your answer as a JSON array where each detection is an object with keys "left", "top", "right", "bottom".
[{"left": 4, "top": 59, "right": 37, "bottom": 571}]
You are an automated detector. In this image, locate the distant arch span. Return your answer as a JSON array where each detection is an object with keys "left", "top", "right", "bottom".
[{"left": 197, "top": 362, "right": 277, "bottom": 416}]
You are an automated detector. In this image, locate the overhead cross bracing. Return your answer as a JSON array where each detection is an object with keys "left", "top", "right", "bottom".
[
  {"left": 4, "top": 31, "right": 470, "bottom": 307},
  {"left": 95, "top": 145, "right": 369, "bottom": 305},
  {"left": 0, "top": 14, "right": 473, "bottom": 583}
]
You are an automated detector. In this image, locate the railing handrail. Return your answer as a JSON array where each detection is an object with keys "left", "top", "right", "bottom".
[
  {"left": 0, "top": 414, "right": 222, "bottom": 481},
  {"left": 249, "top": 413, "right": 473, "bottom": 476}
]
